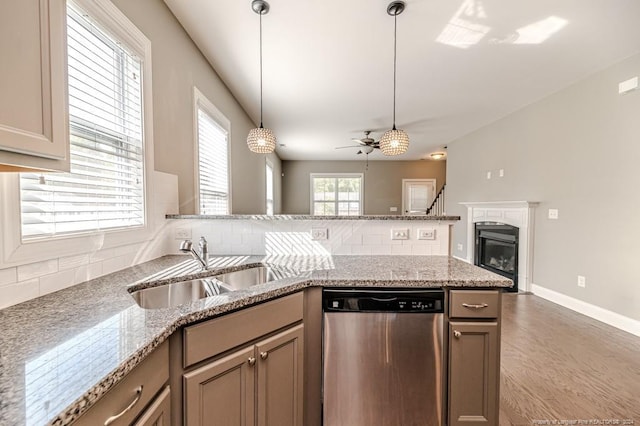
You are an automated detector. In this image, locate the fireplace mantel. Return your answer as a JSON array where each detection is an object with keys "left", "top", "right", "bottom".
[{"left": 460, "top": 201, "right": 539, "bottom": 292}]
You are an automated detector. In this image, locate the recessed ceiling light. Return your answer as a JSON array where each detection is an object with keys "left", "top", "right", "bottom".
[{"left": 430, "top": 152, "right": 446, "bottom": 160}]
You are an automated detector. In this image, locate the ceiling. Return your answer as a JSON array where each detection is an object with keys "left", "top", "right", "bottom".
[{"left": 164, "top": 0, "right": 640, "bottom": 161}]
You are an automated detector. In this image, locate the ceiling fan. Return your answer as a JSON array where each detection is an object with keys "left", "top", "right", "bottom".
[{"left": 335, "top": 131, "right": 380, "bottom": 155}]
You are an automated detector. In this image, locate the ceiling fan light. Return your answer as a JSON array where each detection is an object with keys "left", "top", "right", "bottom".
[
  {"left": 247, "top": 127, "right": 276, "bottom": 153},
  {"left": 380, "top": 128, "right": 409, "bottom": 156}
]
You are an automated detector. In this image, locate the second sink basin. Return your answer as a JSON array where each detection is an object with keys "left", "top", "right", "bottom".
[{"left": 213, "top": 266, "right": 295, "bottom": 291}]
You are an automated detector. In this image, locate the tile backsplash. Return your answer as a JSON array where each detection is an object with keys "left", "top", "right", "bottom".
[
  {"left": 167, "top": 219, "right": 452, "bottom": 257},
  {"left": 0, "top": 172, "right": 178, "bottom": 309}
]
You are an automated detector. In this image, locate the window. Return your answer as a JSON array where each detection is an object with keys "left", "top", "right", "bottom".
[
  {"left": 19, "top": 1, "right": 147, "bottom": 240},
  {"left": 266, "top": 159, "right": 274, "bottom": 215},
  {"left": 194, "top": 88, "right": 230, "bottom": 215},
  {"left": 310, "top": 174, "right": 363, "bottom": 216}
]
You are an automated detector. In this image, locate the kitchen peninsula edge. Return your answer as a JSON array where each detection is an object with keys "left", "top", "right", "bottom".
[{"left": 0, "top": 255, "right": 510, "bottom": 425}]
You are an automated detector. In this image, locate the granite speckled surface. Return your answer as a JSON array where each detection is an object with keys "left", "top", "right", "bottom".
[
  {"left": 0, "top": 255, "right": 510, "bottom": 426},
  {"left": 166, "top": 214, "right": 461, "bottom": 221}
]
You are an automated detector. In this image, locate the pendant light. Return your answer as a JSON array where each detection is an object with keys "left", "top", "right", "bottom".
[
  {"left": 247, "top": 0, "right": 276, "bottom": 153},
  {"left": 379, "top": 1, "right": 409, "bottom": 156}
]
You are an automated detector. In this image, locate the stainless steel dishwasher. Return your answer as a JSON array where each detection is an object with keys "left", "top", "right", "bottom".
[{"left": 322, "top": 288, "right": 444, "bottom": 426}]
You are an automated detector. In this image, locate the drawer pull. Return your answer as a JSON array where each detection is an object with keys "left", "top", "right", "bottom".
[
  {"left": 260, "top": 351, "right": 269, "bottom": 360},
  {"left": 248, "top": 357, "right": 256, "bottom": 366},
  {"left": 462, "top": 303, "right": 489, "bottom": 309},
  {"left": 104, "top": 385, "right": 143, "bottom": 425},
  {"left": 453, "top": 330, "right": 461, "bottom": 339}
]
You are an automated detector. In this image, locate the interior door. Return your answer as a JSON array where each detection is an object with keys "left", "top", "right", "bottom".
[{"left": 403, "top": 180, "right": 435, "bottom": 215}]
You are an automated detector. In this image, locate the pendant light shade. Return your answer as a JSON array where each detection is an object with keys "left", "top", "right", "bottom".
[
  {"left": 247, "top": 0, "right": 276, "bottom": 154},
  {"left": 380, "top": 1, "right": 409, "bottom": 156},
  {"left": 247, "top": 127, "right": 276, "bottom": 153},
  {"left": 380, "top": 128, "right": 410, "bottom": 156}
]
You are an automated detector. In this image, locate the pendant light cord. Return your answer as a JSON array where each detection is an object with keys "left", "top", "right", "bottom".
[
  {"left": 392, "top": 12, "right": 397, "bottom": 130},
  {"left": 259, "top": 11, "right": 264, "bottom": 128}
]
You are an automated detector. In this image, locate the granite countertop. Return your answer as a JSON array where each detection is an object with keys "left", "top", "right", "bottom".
[
  {"left": 166, "top": 214, "right": 461, "bottom": 221},
  {"left": 0, "top": 255, "right": 510, "bottom": 426}
]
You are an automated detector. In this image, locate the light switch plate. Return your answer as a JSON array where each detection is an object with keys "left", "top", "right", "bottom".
[
  {"left": 417, "top": 228, "right": 436, "bottom": 240},
  {"left": 486, "top": 171, "right": 492, "bottom": 179},
  {"left": 548, "top": 209, "right": 559, "bottom": 220},
  {"left": 391, "top": 228, "right": 409, "bottom": 240},
  {"left": 311, "top": 228, "right": 328, "bottom": 240},
  {"left": 389, "top": 206, "right": 398, "bottom": 212},
  {"left": 577, "top": 275, "right": 586, "bottom": 288},
  {"left": 457, "top": 243, "right": 464, "bottom": 252},
  {"left": 175, "top": 227, "right": 192, "bottom": 239},
  {"left": 499, "top": 169, "right": 504, "bottom": 177}
]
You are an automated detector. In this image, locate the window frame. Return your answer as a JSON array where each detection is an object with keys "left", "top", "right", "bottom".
[
  {"left": 309, "top": 173, "right": 364, "bottom": 216},
  {"left": 193, "top": 87, "right": 232, "bottom": 215},
  {"left": 0, "top": 0, "right": 154, "bottom": 267}
]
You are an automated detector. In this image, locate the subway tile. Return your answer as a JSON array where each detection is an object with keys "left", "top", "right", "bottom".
[
  {"left": 17, "top": 259, "right": 58, "bottom": 282},
  {"left": 334, "top": 245, "right": 352, "bottom": 255},
  {"left": 370, "top": 245, "right": 392, "bottom": 255},
  {"left": 351, "top": 245, "right": 372, "bottom": 255},
  {"left": 0, "top": 267, "right": 17, "bottom": 286},
  {"left": 0, "top": 279, "right": 40, "bottom": 309},
  {"left": 391, "top": 245, "right": 412, "bottom": 255},
  {"left": 39, "top": 269, "right": 77, "bottom": 296},
  {"left": 58, "top": 254, "right": 90, "bottom": 271},
  {"left": 89, "top": 249, "right": 115, "bottom": 263},
  {"left": 362, "top": 234, "right": 383, "bottom": 245}
]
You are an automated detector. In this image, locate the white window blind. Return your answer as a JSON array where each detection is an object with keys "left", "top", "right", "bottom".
[
  {"left": 266, "top": 161, "right": 274, "bottom": 215},
  {"left": 311, "top": 174, "right": 362, "bottom": 216},
  {"left": 19, "top": 2, "right": 145, "bottom": 240},
  {"left": 197, "top": 107, "right": 229, "bottom": 215}
]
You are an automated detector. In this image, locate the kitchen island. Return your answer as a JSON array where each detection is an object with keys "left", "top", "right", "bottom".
[{"left": 0, "top": 255, "right": 511, "bottom": 425}]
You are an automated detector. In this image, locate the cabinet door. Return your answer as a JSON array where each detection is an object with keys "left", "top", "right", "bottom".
[
  {"left": 133, "top": 386, "right": 171, "bottom": 426},
  {"left": 184, "top": 346, "right": 256, "bottom": 426},
  {"left": 449, "top": 322, "right": 499, "bottom": 426},
  {"left": 0, "top": 0, "right": 69, "bottom": 171},
  {"left": 256, "top": 325, "right": 304, "bottom": 426}
]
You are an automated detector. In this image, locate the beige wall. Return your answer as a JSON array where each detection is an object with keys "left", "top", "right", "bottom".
[
  {"left": 282, "top": 160, "right": 446, "bottom": 215},
  {"left": 111, "top": 0, "right": 281, "bottom": 215},
  {"left": 446, "top": 53, "right": 640, "bottom": 321}
]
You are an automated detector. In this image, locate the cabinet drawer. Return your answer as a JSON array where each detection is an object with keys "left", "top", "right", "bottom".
[
  {"left": 74, "top": 342, "right": 169, "bottom": 426},
  {"left": 183, "top": 292, "right": 304, "bottom": 368},
  {"left": 449, "top": 290, "right": 499, "bottom": 319}
]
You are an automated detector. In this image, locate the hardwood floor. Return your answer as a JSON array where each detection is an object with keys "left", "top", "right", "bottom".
[{"left": 499, "top": 294, "right": 640, "bottom": 425}]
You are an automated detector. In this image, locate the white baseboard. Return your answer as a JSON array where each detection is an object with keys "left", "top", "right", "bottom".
[
  {"left": 452, "top": 255, "right": 470, "bottom": 263},
  {"left": 531, "top": 284, "right": 640, "bottom": 337}
]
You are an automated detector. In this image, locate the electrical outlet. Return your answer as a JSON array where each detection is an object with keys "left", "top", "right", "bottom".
[
  {"left": 486, "top": 171, "right": 492, "bottom": 179},
  {"left": 548, "top": 209, "right": 559, "bottom": 220},
  {"left": 499, "top": 169, "right": 504, "bottom": 177},
  {"left": 577, "top": 275, "right": 586, "bottom": 288},
  {"left": 457, "top": 243, "right": 463, "bottom": 252},
  {"left": 417, "top": 228, "right": 436, "bottom": 240},
  {"left": 389, "top": 206, "right": 398, "bottom": 212},
  {"left": 174, "top": 227, "right": 191, "bottom": 239},
  {"left": 391, "top": 229, "right": 409, "bottom": 240},
  {"left": 311, "top": 228, "right": 328, "bottom": 240}
]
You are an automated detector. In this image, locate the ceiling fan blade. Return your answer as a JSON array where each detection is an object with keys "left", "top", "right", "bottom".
[
  {"left": 356, "top": 150, "right": 363, "bottom": 155},
  {"left": 335, "top": 145, "right": 362, "bottom": 149},
  {"left": 351, "top": 138, "right": 364, "bottom": 143}
]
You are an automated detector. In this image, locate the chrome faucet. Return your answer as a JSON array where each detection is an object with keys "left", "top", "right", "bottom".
[{"left": 179, "top": 236, "right": 209, "bottom": 270}]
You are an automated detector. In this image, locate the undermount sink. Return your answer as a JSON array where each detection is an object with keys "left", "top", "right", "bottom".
[{"left": 130, "top": 265, "right": 297, "bottom": 309}]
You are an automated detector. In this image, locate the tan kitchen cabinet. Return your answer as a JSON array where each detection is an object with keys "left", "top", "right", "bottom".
[
  {"left": 73, "top": 342, "right": 169, "bottom": 426},
  {"left": 447, "top": 290, "right": 501, "bottom": 426},
  {"left": 183, "top": 325, "right": 304, "bottom": 426},
  {"left": 0, "top": 0, "right": 69, "bottom": 171},
  {"left": 176, "top": 292, "right": 305, "bottom": 426}
]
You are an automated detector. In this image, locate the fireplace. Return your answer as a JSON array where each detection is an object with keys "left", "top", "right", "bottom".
[{"left": 474, "top": 222, "right": 519, "bottom": 292}]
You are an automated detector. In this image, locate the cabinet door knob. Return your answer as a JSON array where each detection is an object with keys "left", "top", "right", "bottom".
[
  {"left": 104, "top": 385, "right": 143, "bottom": 425},
  {"left": 260, "top": 351, "right": 269, "bottom": 360},
  {"left": 453, "top": 330, "right": 462, "bottom": 339},
  {"left": 248, "top": 357, "right": 256, "bottom": 366}
]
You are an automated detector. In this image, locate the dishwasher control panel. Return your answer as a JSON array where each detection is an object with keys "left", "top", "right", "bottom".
[{"left": 323, "top": 288, "right": 444, "bottom": 313}]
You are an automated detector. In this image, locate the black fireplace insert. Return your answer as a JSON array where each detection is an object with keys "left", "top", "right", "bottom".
[{"left": 474, "top": 222, "right": 519, "bottom": 292}]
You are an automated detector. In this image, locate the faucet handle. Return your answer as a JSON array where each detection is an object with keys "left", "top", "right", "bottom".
[
  {"left": 199, "top": 236, "right": 208, "bottom": 247},
  {"left": 179, "top": 240, "right": 193, "bottom": 252}
]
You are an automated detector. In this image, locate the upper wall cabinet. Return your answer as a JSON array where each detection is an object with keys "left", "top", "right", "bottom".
[{"left": 0, "top": 0, "right": 69, "bottom": 172}]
